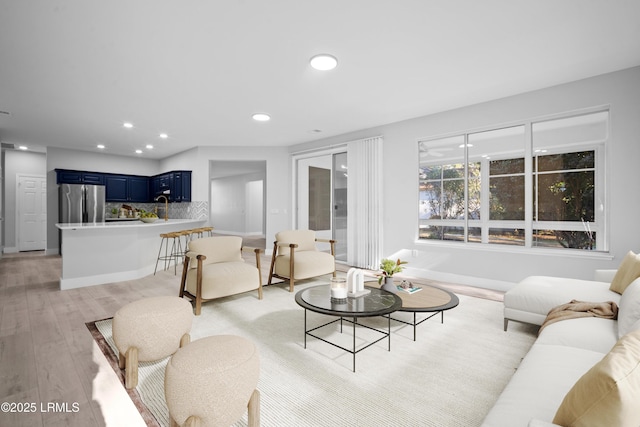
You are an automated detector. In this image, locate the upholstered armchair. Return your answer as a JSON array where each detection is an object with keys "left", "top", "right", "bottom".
[
  {"left": 267, "top": 230, "right": 336, "bottom": 292},
  {"left": 179, "top": 236, "right": 263, "bottom": 315}
]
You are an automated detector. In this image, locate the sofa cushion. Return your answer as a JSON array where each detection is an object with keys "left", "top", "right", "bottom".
[
  {"left": 504, "top": 276, "right": 619, "bottom": 326},
  {"left": 480, "top": 344, "right": 604, "bottom": 427},
  {"left": 553, "top": 329, "right": 640, "bottom": 427},
  {"left": 618, "top": 279, "right": 640, "bottom": 339},
  {"left": 609, "top": 251, "right": 640, "bottom": 294},
  {"left": 535, "top": 317, "right": 618, "bottom": 354}
]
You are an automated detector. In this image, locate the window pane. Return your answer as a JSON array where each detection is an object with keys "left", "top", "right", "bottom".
[
  {"left": 419, "top": 181, "right": 441, "bottom": 220},
  {"left": 536, "top": 171, "right": 594, "bottom": 221},
  {"left": 490, "top": 158, "right": 524, "bottom": 175},
  {"left": 489, "top": 228, "right": 525, "bottom": 246},
  {"left": 468, "top": 161, "right": 481, "bottom": 219},
  {"left": 537, "top": 151, "right": 594, "bottom": 172},
  {"left": 490, "top": 176, "right": 525, "bottom": 220},
  {"left": 418, "top": 225, "right": 464, "bottom": 241},
  {"left": 468, "top": 227, "right": 481, "bottom": 243},
  {"left": 420, "top": 165, "right": 441, "bottom": 180},
  {"left": 442, "top": 226, "right": 465, "bottom": 241},
  {"left": 533, "top": 230, "right": 596, "bottom": 250},
  {"left": 443, "top": 180, "right": 465, "bottom": 219}
]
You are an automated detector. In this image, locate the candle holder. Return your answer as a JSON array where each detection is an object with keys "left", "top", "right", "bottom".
[{"left": 330, "top": 277, "right": 347, "bottom": 302}]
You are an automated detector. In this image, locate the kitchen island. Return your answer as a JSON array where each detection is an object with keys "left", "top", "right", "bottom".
[{"left": 56, "top": 219, "right": 206, "bottom": 290}]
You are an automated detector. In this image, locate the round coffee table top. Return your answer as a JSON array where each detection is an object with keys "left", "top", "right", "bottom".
[
  {"left": 295, "top": 285, "right": 402, "bottom": 317},
  {"left": 366, "top": 281, "right": 459, "bottom": 313}
]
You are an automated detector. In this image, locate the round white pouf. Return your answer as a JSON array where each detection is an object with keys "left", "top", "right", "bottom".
[
  {"left": 113, "top": 296, "right": 193, "bottom": 389},
  {"left": 165, "top": 335, "right": 260, "bottom": 427}
]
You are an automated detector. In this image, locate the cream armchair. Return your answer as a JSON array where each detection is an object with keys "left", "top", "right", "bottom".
[
  {"left": 267, "top": 230, "right": 336, "bottom": 292},
  {"left": 179, "top": 236, "right": 263, "bottom": 315}
]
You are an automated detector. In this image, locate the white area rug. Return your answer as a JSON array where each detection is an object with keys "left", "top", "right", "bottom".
[{"left": 94, "top": 279, "right": 537, "bottom": 427}]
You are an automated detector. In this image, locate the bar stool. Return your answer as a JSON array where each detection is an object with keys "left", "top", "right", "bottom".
[
  {"left": 189, "top": 227, "right": 205, "bottom": 240},
  {"left": 154, "top": 232, "right": 183, "bottom": 275},
  {"left": 174, "top": 230, "right": 191, "bottom": 262}
]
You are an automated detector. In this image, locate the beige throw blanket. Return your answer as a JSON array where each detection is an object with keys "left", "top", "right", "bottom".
[{"left": 539, "top": 299, "right": 618, "bottom": 335}]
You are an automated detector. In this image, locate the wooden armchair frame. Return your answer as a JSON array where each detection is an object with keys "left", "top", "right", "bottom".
[
  {"left": 179, "top": 246, "right": 263, "bottom": 315},
  {"left": 267, "top": 237, "right": 336, "bottom": 292}
]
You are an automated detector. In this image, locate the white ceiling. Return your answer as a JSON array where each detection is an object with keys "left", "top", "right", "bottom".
[{"left": 1, "top": 1, "right": 639, "bottom": 160}]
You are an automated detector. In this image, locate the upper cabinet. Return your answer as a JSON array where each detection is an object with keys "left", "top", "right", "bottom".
[
  {"left": 56, "top": 169, "right": 105, "bottom": 185},
  {"left": 55, "top": 169, "right": 190, "bottom": 203},
  {"left": 151, "top": 171, "right": 191, "bottom": 202},
  {"left": 105, "top": 175, "right": 150, "bottom": 203}
]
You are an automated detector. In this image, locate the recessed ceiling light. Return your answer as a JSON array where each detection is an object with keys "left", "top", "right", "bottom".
[
  {"left": 18, "top": 145, "right": 28, "bottom": 150},
  {"left": 310, "top": 54, "right": 338, "bottom": 71},
  {"left": 135, "top": 149, "right": 142, "bottom": 154},
  {"left": 97, "top": 144, "right": 105, "bottom": 149},
  {"left": 159, "top": 133, "right": 168, "bottom": 139},
  {"left": 123, "top": 122, "right": 133, "bottom": 129},
  {"left": 146, "top": 144, "right": 154, "bottom": 149},
  {"left": 252, "top": 113, "right": 270, "bottom": 122}
]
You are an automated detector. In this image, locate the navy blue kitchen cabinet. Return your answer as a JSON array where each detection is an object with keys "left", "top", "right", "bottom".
[
  {"left": 105, "top": 175, "right": 150, "bottom": 203},
  {"left": 56, "top": 169, "right": 105, "bottom": 185},
  {"left": 171, "top": 171, "right": 192, "bottom": 202},
  {"left": 56, "top": 169, "right": 189, "bottom": 203}
]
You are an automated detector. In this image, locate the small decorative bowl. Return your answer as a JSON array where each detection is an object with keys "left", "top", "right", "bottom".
[{"left": 139, "top": 217, "right": 158, "bottom": 223}]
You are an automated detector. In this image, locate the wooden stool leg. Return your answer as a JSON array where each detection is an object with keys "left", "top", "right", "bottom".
[
  {"left": 124, "top": 346, "right": 139, "bottom": 389},
  {"left": 180, "top": 333, "right": 191, "bottom": 348},
  {"left": 118, "top": 352, "right": 126, "bottom": 369},
  {"left": 184, "top": 416, "right": 202, "bottom": 427},
  {"left": 248, "top": 389, "right": 260, "bottom": 427}
]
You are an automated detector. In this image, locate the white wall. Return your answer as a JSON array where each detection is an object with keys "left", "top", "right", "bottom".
[
  {"left": 289, "top": 66, "right": 640, "bottom": 290},
  {"left": 210, "top": 172, "right": 264, "bottom": 234},
  {"left": 160, "top": 145, "right": 291, "bottom": 249},
  {"left": 3, "top": 150, "right": 47, "bottom": 251}
]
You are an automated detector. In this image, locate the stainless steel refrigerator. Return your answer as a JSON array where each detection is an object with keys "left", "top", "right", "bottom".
[{"left": 59, "top": 184, "right": 106, "bottom": 224}]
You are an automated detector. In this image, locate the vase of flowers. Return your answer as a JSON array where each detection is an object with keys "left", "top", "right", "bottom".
[{"left": 377, "top": 258, "right": 408, "bottom": 294}]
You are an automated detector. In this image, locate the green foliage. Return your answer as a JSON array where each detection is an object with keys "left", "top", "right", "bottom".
[{"left": 377, "top": 258, "right": 408, "bottom": 283}]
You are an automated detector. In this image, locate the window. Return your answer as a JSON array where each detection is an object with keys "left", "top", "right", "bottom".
[{"left": 418, "top": 110, "right": 607, "bottom": 251}]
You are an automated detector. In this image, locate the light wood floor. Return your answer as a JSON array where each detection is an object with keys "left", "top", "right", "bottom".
[{"left": 0, "top": 249, "right": 503, "bottom": 427}]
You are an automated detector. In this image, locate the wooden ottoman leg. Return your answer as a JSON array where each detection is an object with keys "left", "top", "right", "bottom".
[
  {"left": 124, "top": 347, "right": 139, "bottom": 389},
  {"left": 118, "top": 352, "right": 126, "bottom": 370},
  {"left": 180, "top": 333, "right": 191, "bottom": 348},
  {"left": 248, "top": 389, "right": 260, "bottom": 427}
]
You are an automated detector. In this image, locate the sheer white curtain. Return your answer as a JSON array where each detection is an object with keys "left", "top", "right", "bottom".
[{"left": 347, "top": 136, "right": 383, "bottom": 269}]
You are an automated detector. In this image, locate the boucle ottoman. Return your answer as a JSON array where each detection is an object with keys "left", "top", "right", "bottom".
[
  {"left": 113, "top": 296, "right": 193, "bottom": 389},
  {"left": 164, "top": 335, "right": 260, "bottom": 427}
]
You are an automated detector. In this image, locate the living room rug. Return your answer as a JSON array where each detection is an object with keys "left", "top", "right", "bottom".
[{"left": 88, "top": 279, "right": 537, "bottom": 427}]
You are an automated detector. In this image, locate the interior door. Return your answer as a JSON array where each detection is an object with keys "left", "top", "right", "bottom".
[{"left": 18, "top": 175, "right": 47, "bottom": 251}]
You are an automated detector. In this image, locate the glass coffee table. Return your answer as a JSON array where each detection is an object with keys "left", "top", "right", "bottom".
[
  {"left": 367, "top": 281, "right": 459, "bottom": 341},
  {"left": 295, "top": 284, "right": 402, "bottom": 372}
]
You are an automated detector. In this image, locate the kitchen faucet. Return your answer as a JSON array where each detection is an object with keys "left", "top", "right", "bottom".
[{"left": 154, "top": 195, "right": 169, "bottom": 221}]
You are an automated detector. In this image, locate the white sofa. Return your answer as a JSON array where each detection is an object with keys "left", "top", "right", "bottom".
[
  {"left": 482, "top": 269, "right": 640, "bottom": 427},
  {"left": 503, "top": 270, "right": 619, "bottom": 331}
]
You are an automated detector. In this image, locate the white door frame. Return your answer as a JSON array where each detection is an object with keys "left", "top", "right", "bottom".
[
  {"left": 17, "top": 173, "right": 47, "bottom": 252},
  {"left": 291, "top": 145, "right": 347, "bottom": 249}
]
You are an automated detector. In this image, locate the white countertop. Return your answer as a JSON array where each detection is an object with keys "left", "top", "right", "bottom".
[{"left": 55, "top": 218, "right": 204, "bottom": 230}]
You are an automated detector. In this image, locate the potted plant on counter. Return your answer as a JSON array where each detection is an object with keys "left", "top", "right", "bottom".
[{"left": 377, "top": 258, "right": 408, "bottom": 293}]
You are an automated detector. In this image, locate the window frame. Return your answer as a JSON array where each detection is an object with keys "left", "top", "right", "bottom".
[{"left": 417, "top": 108, "right": 608, "bottom": 253}]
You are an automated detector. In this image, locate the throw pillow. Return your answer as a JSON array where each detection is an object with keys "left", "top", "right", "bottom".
[
  {"left": 609, "top": 251, "right": 640, "bottom": 294},
  {"left": 618, "top": 279, "right": 640, "bottom": 339},
  {"left": 552, "top": 329, "right": 640, "bottom": 427}
]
